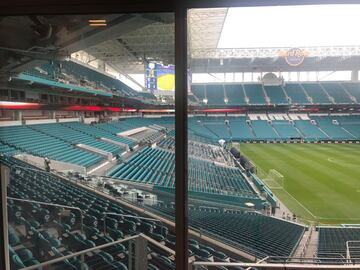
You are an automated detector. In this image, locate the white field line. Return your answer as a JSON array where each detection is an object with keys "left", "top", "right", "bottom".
[
  {"left": 279, "top": 187, "right": 317, "bottom": 219},
  {"left": 247, "top": 158, "right": 317, "bottom": 219}
]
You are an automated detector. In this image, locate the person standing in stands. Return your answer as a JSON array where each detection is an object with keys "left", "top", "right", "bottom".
[{"left": 44, "top": 157, "right": 51, "bottom": 172}]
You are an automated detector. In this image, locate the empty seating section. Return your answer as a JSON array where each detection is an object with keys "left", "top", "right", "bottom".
[
  {"left": 158, "top": 137, "right": 175, "bottom": 150},
  {"left": 301, "top": 83, "right": 330, "bottom": 104},
  {"left": 283, "top": 84, "right": 310, "bottom": 104},
  {"left": 0, "top": 126, "right": 102, "bottom": 167},
  {"left": 5, "top": 156, "right": 305, "bottom": 269},
  {"left": 129, "top": 129, "right": 164, "bottom": 144},
  {"left": 108, "top": 147, "right": 256, "bottom": 197},
  {"left": 334, "top": 116, "right": 360, "bottom": 138},
  {"left": 0, "top": 142, "right": 18, "bottom": 156},
  {"left": 59, "top": 61, "right": 137, "bottom": 97},
  {"left": 272, "top": 121, "right": 301, "bottom": 139},
  {"left": 251, "top": 121, "right": 279, "bottom": 140},
  {"left": 95, "top": 117, "right": 173, "bottom": 135},
  {"left": 152, "top": 205, "right": 305, "bottom": 257},
  {"left": 188, "top": 119, "right": 219, "bottom": 142},
  {"left": 30, "top": 123, "right": 123, "bottom": 155},
  {"left": 191, "top": 82, "right": 360, "bottom": 105},
  {"left": 108, "top": 147, "right": 174, "bottom": 187},
  {"left": 22, "top": 60, "right": 139, "bottom": 98},
  {"left": 229, "top": 119, "right": 255, "bottom": 140},
  {"left": 191, "top": 210, "right": 304, "bottom": 257},
  {"left": 264, "top": 86, "right": 288, "bottom": 104},
  {"left": 203, "top": 122, "right": 231, "bottom": 140},
  {"left": 342, "top": 83, "right": 360, "bottom": 102},
  {"left": 224, "top": 85, "right": 247, "bottom": 105},
  {"left": 318, "top": 227, "right": 360, "bottom": 259},
  {"left": 188, "top": 141, "right": 235, "bottom": 166},
  {"left": 5, "top": 156, "right": 176, "bottom": 270},
  {"left": 312, "top": 117, "right": 353, "bottom": 140},
  {"left": 62, "top": 122, "right": 135, "bottom": 147},
  {"left": 294, "top": 120, "right": 328, "bottom": 140},
  {"left": 157, "top": 130, "right": 175, "bottom": 150},
  {"left": 192, "top": 85, "right": 206, "bottom": 101},
  {"left": 206, "top": 85, "right": 226, "bottom": 105},
  {"left": 321, "top": 83, "right": 352, "bottom": 104},
  {"left": 243, "top": 84, "right": 266, "bottom": 105}
]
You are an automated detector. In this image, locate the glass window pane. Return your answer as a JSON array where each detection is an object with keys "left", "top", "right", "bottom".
[
  {"left": 0, "top": 13, "right": 176, "bottom": 270},
  {"left": 188, "top": 5, "right": 360, "bottom": 270}
]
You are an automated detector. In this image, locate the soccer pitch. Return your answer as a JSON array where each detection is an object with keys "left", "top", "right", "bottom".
[{"left": 240, "top": 143, "right": 360, "bottom": 224}]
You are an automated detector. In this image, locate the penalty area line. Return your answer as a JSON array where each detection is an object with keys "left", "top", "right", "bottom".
[{"left": 277, "top": 186, "right": 317, "bottom": 219}]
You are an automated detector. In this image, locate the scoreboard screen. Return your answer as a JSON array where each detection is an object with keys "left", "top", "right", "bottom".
[{"left": 146, "top": 62, "right": 175, "bottom": 92}]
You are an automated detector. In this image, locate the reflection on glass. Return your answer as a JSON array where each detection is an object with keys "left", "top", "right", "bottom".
[
  {"left": 1, "top": 13, "right": 176, "bottom": 270},
  {"left": 188, "top": 5, "right": 360, "bottom": 269}
]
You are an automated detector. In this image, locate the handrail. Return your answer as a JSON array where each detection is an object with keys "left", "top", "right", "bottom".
[
  {"left": 7, "top": 196, "right": 84, "bottom": 234},
  {"left": 193, "top": 261, "right": 360, "bottom": 269},
  {"left": 245, "top": 256, "right": 269, "bottom": 270},
  {"left": 19, "top": 234, "right": 140, "bottom": 270},
  {"left": 346, "top": 240, "right": 360, "bottom": 261},
  {"left": 141, "top": 233, "right": 175, "bottom": 255},
  {"left": 316, "top": 252, "right": 346, "bottom": 260},
  {"left": 103, "top": 212, "right": 164, "bottom": 236}
]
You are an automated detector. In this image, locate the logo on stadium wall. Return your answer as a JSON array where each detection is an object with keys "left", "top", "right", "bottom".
[{"left": 278, "top": 48, "right": 309, "bottom": 66}]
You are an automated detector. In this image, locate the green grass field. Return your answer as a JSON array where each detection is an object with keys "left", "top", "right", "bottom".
[{"left": 239, "top": 143, "right": 360, "bottom": 224}]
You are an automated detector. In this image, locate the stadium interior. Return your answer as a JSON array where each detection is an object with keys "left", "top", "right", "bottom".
[{"left": 1, "top": 3, "right": 360, "bottom": 270}]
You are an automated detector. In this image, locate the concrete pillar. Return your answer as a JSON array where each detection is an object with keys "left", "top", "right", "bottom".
[{"left": 15, "top": 111, "right": 22, "bottom": 121}]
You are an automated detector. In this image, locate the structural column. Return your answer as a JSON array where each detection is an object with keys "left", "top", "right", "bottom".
[{"left": 175, "top": 5, "right": 188, "bottom": 270}]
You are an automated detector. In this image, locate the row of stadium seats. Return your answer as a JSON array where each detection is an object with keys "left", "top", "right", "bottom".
[
  {"left": 149, "top": 204, "right": 305, "bottom": 258},
  {"left": 0, "top": 141, "right": 18, "bottom": 156},
  {"left": 22, "top": 60, "right": 138, "bottom": 98},
  {"left": 61, "top": 122, "right": 135, "bottom": 147},
  {"left": 189, "top": 115, "right": 360, "bottom": 142},
  {"left": 188, "top": 141, "right": 235, "bottom": 165},
  {"left": 157, "top": 130, "right": 176, "bottom": 150},
  {"left": 318, "top": 227, "right": 360, "bottom": 260},
  {"left": 191, "top": 82, "right": 360, "bottom": 105},
  {"left": 129, "top": 129, "right": 164, "bottom": 144},
  {"left": 0, "top": 126, "right": 103, "bottom": 167},
  {"left": 107, "top": 147, "right": 257, "bottom": 198},
  {"left": 30, "top": 123, "right": 124, "bottom": 155}
]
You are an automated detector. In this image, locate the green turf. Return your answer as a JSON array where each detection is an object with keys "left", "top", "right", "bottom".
[{"left": 239, "top": 143, "right": 360, "bottom": 224}]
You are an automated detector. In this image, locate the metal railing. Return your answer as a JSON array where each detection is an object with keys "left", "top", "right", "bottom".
[
  {"left": 193, "top": 261, "right": 360, "bottom": 269},
  {"left": 346, "top": 240, "right": 360, "bottom": 262},
  {"left": 18, "top": 233, "right": 174, "bottom": 270},
  {"left": 7, "top": 197, "right": 84, "bottom": 234},
  {"left": 103, "top": 212, "right": 164, "bottom": 236}
]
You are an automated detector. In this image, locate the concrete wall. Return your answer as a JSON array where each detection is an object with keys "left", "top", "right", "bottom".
[
  {"left": 15, "top": 153, "right": 86, "bottom": 173},
  {"left": 0, "top": 121, "right": 22, "bottom": 127},
  {"left": 118, "top": 127, "right": 148, "bottom": 137},
  {"left": 84, "top": 117, "right": 98, "bottom": 124},
  {"left": 58, "top": 118, "right": 80, "bottom": 123},
  {"left": 26, "top": 119, "right": 57, "bottom": 125}
]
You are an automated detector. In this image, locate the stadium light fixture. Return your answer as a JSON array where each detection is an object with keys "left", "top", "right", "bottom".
[
  {"left": 203, "top": 98, "right": 208, "bottom": 104},
  {"left": 224, "top": 97, "right": 229, "bottom": 103}
]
